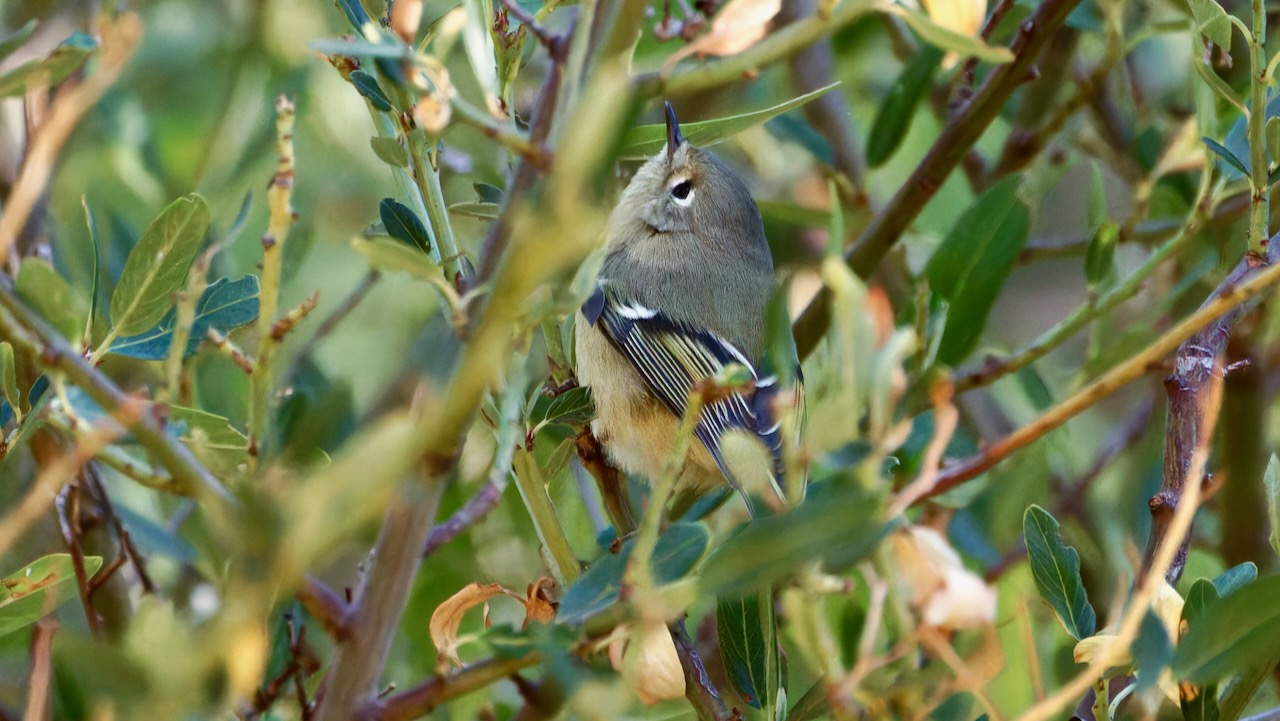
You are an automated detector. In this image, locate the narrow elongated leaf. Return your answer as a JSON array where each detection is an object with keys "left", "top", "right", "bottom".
[
  {"left": 110, "top": 194, "right": 210, "bottom": 335},
  {"left": 1203, "top": 137, "right": 1249, "bottom": 178},
  {"left": 0, "top": 342, "right": 19, "bottom": 421},
  {"left": 0, "top": 21, "right": 37, "bottom": 64},
  {"left": 16, "top": 258, "right": 84, "bottom": 341},
  {"left": 448, "top": 202, "right": 499, "bottom": 220},
  {"left": 884, "top": 5, "right": 1015, "bottom": 63},
  {"left": 925, "top": 177, "right": 1031, "bottom": 364},
  {"left": 620, "top": 84, "right": 839, "bottom": 157},
  {"left": 698, "top": 486, "right": 889, "bottom": 595},
  {"left": 83, "top": 197, "right": 101, "bottom": 341},
  {"left": 379, "top": 198, "right": 433, "bottom": 253},
  {"left": 557, "top": 523, "right": 710, "bottom": 624},
  {"left": 309, "top": 37, "right": 409, "bottom": 59},
  {"left": 110, "top": 275, "right": 260, "bottom": 359},
  {"left": 718, "top": 590, "right": 781, "bottom": 712},
  {"left": 1266, "top": 456, "right": 1280, "bottom": 557},
  {"left": 350, "top": 69, "right": 393, "bottom": 111},
  {"left": 1212, "top": 561, "right": 1257, "bottom": 596},
  {"left": 0, "top": 554, "right": 103, "bottom": 636},
  {"left": 866, "top": 45, "right": 943, "bottom": 168},
  {"left": 1172, "top": 574, "right": 1280, "bottom": 683},
  {"left": 0, "top": 32, "right": 96, "bottom": 97},
  {"left": 1180, "top": 579, "right": 1221, "bottom": 721},
  {"left": 1022, "top": 505, "right": 1096, "bottom": 640},
  {"left": 351, "top": 235, "right": 438, "bottom": 279}
]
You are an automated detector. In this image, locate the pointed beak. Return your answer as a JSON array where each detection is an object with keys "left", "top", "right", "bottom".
[{"left": 665, "top": 101, "right": 684, "bottom": 161}]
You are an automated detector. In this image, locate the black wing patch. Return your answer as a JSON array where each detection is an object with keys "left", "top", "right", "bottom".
[{"left": 581, "top": 282, "right": 792, "bottom": 494}]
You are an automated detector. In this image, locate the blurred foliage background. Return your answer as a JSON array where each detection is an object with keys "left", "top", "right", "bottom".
[{"left": 1, "top": 0, "right": 1280, "bottom": 719}]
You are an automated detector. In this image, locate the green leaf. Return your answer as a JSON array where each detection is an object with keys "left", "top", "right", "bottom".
[
  {"left": 756, "top": 200, "right": 831, "bottom": 228},
  {"left": 1217, "top": 652, "right": 1279, "bottom": 721},
  {"left": 529, "top": 386, "right": 595, "bottom": 429},
  {"left": 620, "top": 84, "right": 840, "bottom": 158},
  {"left": 370, "top": 136, "right": 409, "bottom": 168},
  {"left": 1172, "top": 574, "right": 1280, "bottom": 683},
  {"left": 866, "top": 45, "right": 943, "bottom": 168},
  {"left": 111, "top": 504, "right": 198, "bottom": 564},
  {"left": 351, "top": 235, "right": 438, "bottom": 279},
  {"left": 110, "top": 276, "right": 259, "bottom": 359},
  {"left": 1203, "top": 137, "right": 1249, "bottom": 178},
  {"left": 1195, "top": 61, "right": 1246, "bottom": 125},
  {"left": 0, "top": 32, "right": 96, "bottom": 97},
  {"left": 1266, "top": 456, "right": 1280, "bottom": 558},
  {"left": 379, "top": 198, "right": 433, "bottom": 254},
  {"left": 0, "top": 554, "right": 103, "bottom": 636},
  {"left": 1187, "top": 0, "right": 1233, "bottom": 50},
  {"left": 0, "top": 21, "right": 37, "bottom": 64},
  {"left": 1085, "top": 221, "right": 1119, "bottom": 286},
  {"left": 0, "top": 342, "right": 19, "bottom": 422},
  {"left": 1086, "top": 162, "right": 1108, "bottom": 233},
  {"left": 718, "top": 590, "right": 781, "bottom": 712},
  {"left": 350, "top": 69, "right": 393, "bottom": 111},
  {"left": 1211, "top": 561, "right": 1257, "bottom": 596},
  {"left": 308, "top": 37, "right": 410, "bottom": 59},
  {"left": 885, "top": 5, "right": 1015, "bottom": 64},
  {"left": 448, "top": 202, "right": 499, "bottom": 220},
  {"left": 167, "top": 405, "right": 250, "bottom": 479},
  {"left": 925, "top": 176, "right": 1031, "bottom": 365},
  {"left": 1133, "top": 609, "right": 1173, "bottom": 692},
  {"left": 16, "top": 258, "right": 84, "bottom": 341},
  {"left": 473, "top": 182, "right": 504, "bottom": 204},
  {"left": 335, "top": 0, "right": 374, "bottom": 30},
  {"left": 698, "top": 485, "right": 889, "bottom": 595},
  {"left": 1266, "top": 118, "right": 1280, "bottom": 172},
  {"left": 1022, "top": 505, "right": 1096, "bottom": 640},
  {"left": 1180, "top": 579, "right": 1221, "bottom": 721},
  {"left": 110, "top": 194, "right": 210, "bottom": 335},
  {"left": 83, "top": 197, "right": 101, "bottom": 343},
  {"left": 557, "top": 523, "right": 709, "bottom": 624}
]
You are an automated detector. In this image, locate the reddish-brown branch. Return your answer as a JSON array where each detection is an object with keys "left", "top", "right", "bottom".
[
  {"left": 55, "top": 483, "right": 101, "bottom": 635},
  {"left": 792, "top": 0, "right": 1086, "bottom": 359},
  {"left": 298, "top": 575, "right": 351, "bottom": 640},
  {"left": 359, "top": 655, "right": 541, "bottom": 721},
  {"left": 1139, "top": 241, "right": 1280, "bottom": 584}
]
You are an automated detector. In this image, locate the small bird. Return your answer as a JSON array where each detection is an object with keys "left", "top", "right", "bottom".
[{"left": 575, "top": 102, "right": 802, "bottom": 518}]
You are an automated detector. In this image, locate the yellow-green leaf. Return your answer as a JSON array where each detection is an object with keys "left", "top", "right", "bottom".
[{"left": 110, "top": 194, "right": 210, "bottom": 335}]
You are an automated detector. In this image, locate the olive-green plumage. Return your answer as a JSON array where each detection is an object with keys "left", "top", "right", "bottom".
[{"left": 575, "top": 104, "right": 791, "bottom": 508}]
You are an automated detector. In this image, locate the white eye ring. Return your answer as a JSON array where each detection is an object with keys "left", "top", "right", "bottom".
[{"left": 670, "top": 179, "right": 695, "bottom": 207}]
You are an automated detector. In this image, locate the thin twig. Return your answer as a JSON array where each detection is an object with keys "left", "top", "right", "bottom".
[
  {"left": 55, "top": 483, "right": 101, "bottom": 634},
  {"left": 21, "top": 620, "right": 56, "bottom": 721},
  {"left": 361, "top": 655, "right": 542, "bottom": 721},
  {"left": 0, "top": 284, "right": 229, "bottom": 503},
  {"left": 672, "top": 620, "right": 736, "bottom": 721},
  {"left": 920, "top": 237, "right": 1280, "bottom": 502},
  {"left": 0, "top": 15, "right": 141, "bottom": 267}
]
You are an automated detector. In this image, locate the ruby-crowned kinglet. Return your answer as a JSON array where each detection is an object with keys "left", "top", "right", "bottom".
[{"left": 575, "top": 103, "right": 802, "bottom": 518}]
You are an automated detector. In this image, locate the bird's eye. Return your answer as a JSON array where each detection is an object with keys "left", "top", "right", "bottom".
[{"left": 671, "top": 180, "right": 694, "bottom": 206}]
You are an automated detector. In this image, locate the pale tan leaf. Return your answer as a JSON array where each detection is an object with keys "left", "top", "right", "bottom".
[
  {"left": 522, "top": 577, "right": 557, "bottom": 626},
  {"left": 664, "top": 0, "right": 781, "bottom": 69},
  {"left": 429, "top": 582, "right": 519, "bottom": 666}
]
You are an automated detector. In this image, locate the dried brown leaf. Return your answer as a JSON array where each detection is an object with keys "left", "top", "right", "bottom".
[{"left": 429, "top": 582, "right": 518, "bottom": 666}]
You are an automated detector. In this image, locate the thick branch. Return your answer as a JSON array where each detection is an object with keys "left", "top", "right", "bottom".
[
  {"left": 1140, "top": 239, "right": 1280, "bottom": 584},
  {"left": 792, "top": 0, "right": 1084, "bottom": 359}
]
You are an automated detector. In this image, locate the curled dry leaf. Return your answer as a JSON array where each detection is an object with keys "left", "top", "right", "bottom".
[
  {"left": 663, "top": 0, "right": 781, "bottom": 71},
  {"left": 429, "top": 578, "right": 559, "bottom": 667}
]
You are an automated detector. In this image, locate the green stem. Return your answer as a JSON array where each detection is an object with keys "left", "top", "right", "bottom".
[
  {"left": 452, "top": 99, "right": 549, "bottom": 168},
  {"left": 1249, "top": 0, "right": 1270, "bottom": 254},
  {"left": 406, "top": 127, "right": 464, "bottom": 282},
  {"left": 512, "top": 448, "right": 580, "bottom": 585}
]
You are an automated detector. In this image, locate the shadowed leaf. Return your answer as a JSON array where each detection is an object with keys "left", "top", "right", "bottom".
[
  {"left": 110, "top": 275, "right": 260, "bottom": 359},
  {"left": 1022, "top": 505, "right": 1096, "bottom": 640}
]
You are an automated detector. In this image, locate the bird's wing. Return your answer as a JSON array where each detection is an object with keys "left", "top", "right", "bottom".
[{"left": 581, "top": 281, "right": 796, "bottom": 498}]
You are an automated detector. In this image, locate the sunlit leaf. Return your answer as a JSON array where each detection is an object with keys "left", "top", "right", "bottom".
[
  {"left": 883, "top": 5, "right": 1014, "bottom": 64},
  {"left": 0, "top": 342, "right": 18, "bottom": 422},
  {"left": 925, "top": 176, "right": 1030, "bottom": 365},
  {"left": 168, "top": 405, "right": 250, "bottom": 479},
  {"left": 620, "top": 84, "right": 839, "bottom": 158},
  {"left": 448, "top": 202, "right": 499, "bottom": 220},
  {"left": 1172, "top": 574, "right": 1280, "bottom": 683},
  {"left": 110, "top": 194, "right": 210, "bottom": 335},
  {"left": 0, "top": 554, "right": 103, "bottom": 636},
  {"left": 1022, "top": 505, "right": 1096, "bottom": 640},
  {"left": 110, "top": 275, "right": 260, "bottom": 359},
  {"left": 351, "top": 235, "right": 438, "bottom": 279}
]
